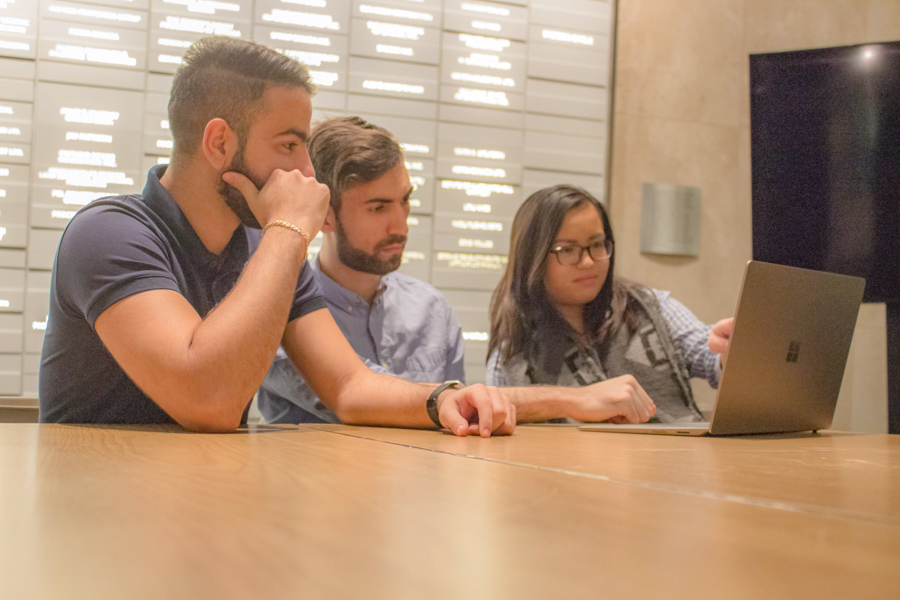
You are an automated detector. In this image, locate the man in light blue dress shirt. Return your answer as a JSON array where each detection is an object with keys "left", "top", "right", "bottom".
[
  {"left": 259, "top": 254, "right": 465, "bottom": 423},
  {"left": 258, "top": 117, "right": 465, "bottom": 424}
]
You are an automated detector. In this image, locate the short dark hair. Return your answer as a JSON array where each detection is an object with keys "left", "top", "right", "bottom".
[
  {"left": 168, "top": 36, "right": 315, "bottom": 160},
  {"left": 307, "top": 116, "right": 403, "bottom": 211}
]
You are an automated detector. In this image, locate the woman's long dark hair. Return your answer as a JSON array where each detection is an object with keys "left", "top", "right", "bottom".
[{"left": 488, "top": 185, "right": 639, "bottom": 368}]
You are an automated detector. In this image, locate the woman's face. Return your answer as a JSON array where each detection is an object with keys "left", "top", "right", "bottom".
[{"left": 544, "top": 202, "right": 610, "bottom": 312}]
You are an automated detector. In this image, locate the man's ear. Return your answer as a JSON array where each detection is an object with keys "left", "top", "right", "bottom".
[
  {"left": 321, "top": 205, "right": 337, "bottom": 234},
  {"left": 200, "top": 118, "right": 238, "bottom": 171}
]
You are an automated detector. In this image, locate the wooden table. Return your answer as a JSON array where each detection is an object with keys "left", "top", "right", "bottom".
[{"left": 1, "top": 424, "right": 898, "bottom": 599}]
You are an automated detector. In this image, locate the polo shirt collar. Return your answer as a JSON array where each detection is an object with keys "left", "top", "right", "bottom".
[{"left": 142, "top": 165, "right": 249, "bottom": 271}]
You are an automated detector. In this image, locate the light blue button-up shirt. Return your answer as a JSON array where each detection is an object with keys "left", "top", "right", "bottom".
[{"left": 258, "top": 256, "right": 466, "bottom": 424}]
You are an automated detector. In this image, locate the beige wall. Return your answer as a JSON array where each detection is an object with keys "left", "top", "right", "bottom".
[{"left": 608, "top": 0, "right": 900, "bottom": 430}]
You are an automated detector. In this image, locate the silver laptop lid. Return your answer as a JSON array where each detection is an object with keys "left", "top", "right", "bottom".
[{"left": 708, "top": 261, "right": 865, "bottom": 435}]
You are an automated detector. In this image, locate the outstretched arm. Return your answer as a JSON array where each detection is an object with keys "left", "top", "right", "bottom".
[
  {"left": 487, "top": 349, "right": 656, "bottom": 424},
  {"left": 504, "top": 377, "right": 657, "bottom": 424},
  {"left": 283, "top": 309, "right": 516, "bottom": 436}
]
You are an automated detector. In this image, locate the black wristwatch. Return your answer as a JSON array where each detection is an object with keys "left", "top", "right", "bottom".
[{"left": 426, "top": 380, "right": 463, "bottom": 428}]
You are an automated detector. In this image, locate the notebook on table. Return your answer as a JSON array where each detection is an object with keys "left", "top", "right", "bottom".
[{"left": 579, "top": 261, "right": 865, "bottom": 437}]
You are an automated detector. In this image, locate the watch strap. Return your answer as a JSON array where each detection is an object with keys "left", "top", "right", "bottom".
[{"left": 426, "top": 380, "right": 462, "bottom": 428}]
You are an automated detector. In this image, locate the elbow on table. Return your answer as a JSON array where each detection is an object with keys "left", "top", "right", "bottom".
[
  {"left": 318, "top": 368, "right": 375, "bottom": 426},
  {"left": 163, "top": 391, "right": 247, "bottom": 433},
  {"left": 332, "top": 403, "right": 365, "bottom": 426},
  {"left": 177, "top": 415, "right": 242, "bottom": 433},
  {"left": 330, "top": 389, "right": 383, "bottom": 426}
]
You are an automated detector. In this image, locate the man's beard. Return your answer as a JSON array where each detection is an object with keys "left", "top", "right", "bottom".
[
  {"left": 334, "top": 218, "right": 406, "bottom": 276},
  {"left": 218, "top": 147, "right": 267, "bottom": 229}
]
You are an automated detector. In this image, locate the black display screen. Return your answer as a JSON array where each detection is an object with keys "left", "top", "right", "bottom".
[{"left": 750, "top": 42, "right": 900, "bottom": 303}]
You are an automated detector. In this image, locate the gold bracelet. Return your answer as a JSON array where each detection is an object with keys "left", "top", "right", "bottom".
[{"left": 263, "top": 220, "right": 310, "bottom": 249}]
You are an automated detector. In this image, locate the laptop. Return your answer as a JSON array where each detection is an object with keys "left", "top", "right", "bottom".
[{"left": 579, "top": 260, "right": 865, "bottom": 436}]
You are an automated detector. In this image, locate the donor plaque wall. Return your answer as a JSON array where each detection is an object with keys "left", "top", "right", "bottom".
[{"left": 0, "top": 0, "right": 614, "bottom": 393}]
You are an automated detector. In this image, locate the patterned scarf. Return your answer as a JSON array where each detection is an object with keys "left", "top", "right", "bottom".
[{"left": 505, "top": 287, "right": 703, "bottom": 423}]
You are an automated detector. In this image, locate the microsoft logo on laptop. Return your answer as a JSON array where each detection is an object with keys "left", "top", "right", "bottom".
[{"left": 786, "top": 341, "right": 800, "bottom": 363}]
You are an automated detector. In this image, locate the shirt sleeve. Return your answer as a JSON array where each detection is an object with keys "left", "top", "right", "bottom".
[
  {"left": 652, "top": 289, "right": 721, "bottom": 389},
  {"left": 288, "top": 260, "right": 327, "bottom": 322},
  {"left": 55, "top": 202, "right": 181, "bottom": 327}
]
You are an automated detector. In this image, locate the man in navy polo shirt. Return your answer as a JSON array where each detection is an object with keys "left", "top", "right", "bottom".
[{"left": 39, "top": 36, "right": 515, "bottom": 436}]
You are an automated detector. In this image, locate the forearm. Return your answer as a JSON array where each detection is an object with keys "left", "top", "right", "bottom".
[
  {"left": 503, "top": 386, "right": 579, "bottom": 423},
  {"left": 505, "top": 376, "right": 656, "bottom": 425},
  {"left": 284, "top": 310, "right": 474, "bottom": 431},
  {"left": 176, "top": 228, "right": 307, "bottom": 427},
  {"left": 331, "top": 368, "right": 438, "bottom": 428}
]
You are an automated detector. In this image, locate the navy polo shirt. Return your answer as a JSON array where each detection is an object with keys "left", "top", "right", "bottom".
[{"left": 39, "top": 166, "right": 325, "bottom": 424}]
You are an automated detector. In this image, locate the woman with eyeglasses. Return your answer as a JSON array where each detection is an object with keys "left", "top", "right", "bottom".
[{"left": 487, "top": 185, "right": 733, "bottom": 424}]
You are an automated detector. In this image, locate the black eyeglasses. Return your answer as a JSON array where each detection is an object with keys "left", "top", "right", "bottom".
[{"left": 549, "top": 239, "right": 614, "bottom": 266}]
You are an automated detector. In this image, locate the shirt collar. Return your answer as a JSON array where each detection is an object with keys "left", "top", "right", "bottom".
[
  {"left": 142, "top": 165, "right": 249, "bottom": 272},
  {"left": 312, "top": 254, "right": 390, "bottom": 313}
]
